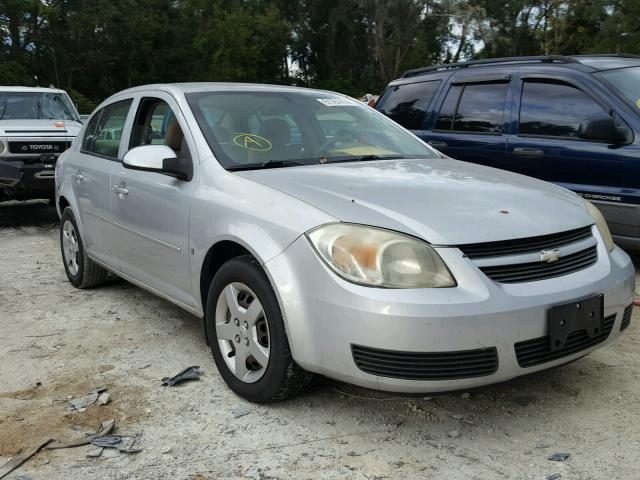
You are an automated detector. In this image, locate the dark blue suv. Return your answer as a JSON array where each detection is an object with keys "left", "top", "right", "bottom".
[{"left": 376, "top": 55, "right": 640, "bottom": 251}]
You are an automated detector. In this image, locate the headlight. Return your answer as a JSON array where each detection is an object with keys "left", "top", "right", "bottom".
[
  {"left": 307, "top": 223, "right": 456, "bottom": 288},
  {"left": 0, "top": 141, "right": 5, "bottom": 155},
  {"left": 584, "top": 200, "right": 614, "bottom": 252}
]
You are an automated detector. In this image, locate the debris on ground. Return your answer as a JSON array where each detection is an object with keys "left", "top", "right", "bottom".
[
  {"left": 547, "top": 474, "right": 561, "bottom": 480},
  {"left": 448, "top": 430, "right": 460, "bottom": 438},
  {"left": 90, "top": 434, "right": 142, "bottom": 454},
  {"left": 161, "top": 366, "right": 202, "bottom": 386},
  {"left": 548, "top": 452, "right": 570, "bottom": 462},
  {"left": 47, "top": 419, "right": 115, "bottom": 450},
  {"left": 66, "top": 388, "right": 107, "bottom": 412},
  {"left": 245, "top": 465, "right": 262, "bottom": 480},
  {"left": 232, "top": 406, "right": 251, "bottom": 418},
  {"left": 0, "top": 439, "right": 53, "bottom": 479},
  {"left": 97, "top": 392, "right": 111, "bottom": 405}
]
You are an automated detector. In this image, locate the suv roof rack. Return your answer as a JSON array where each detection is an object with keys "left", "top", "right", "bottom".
[{"left": 401, "top": 56, "right": 580, "bottom": 78}]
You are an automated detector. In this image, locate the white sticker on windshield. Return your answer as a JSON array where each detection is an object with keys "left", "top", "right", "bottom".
[{"left": 316, "top": 98, "right": 357, "bottom": 107}]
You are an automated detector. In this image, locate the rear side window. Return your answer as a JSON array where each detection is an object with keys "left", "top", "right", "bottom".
[
  {"left": 519, "top": 80, "right": 608, "bottom": 138},
  {"left": 82, "top": 99, "right": 132, "bottom": 158},
  {"left": 435, "top": 82, "right": 508, "bottom": 133},
  {"left": 378, "top": 80, "right": 440, "bottom": 130}
]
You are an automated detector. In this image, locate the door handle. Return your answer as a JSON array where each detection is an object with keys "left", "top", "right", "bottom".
[
  {"left": 428, "top": 141, "right": 448, "bottom": 149},
  {"left": 112, "top": 184, "right": 129, "bottom": 196},
  {"left": 513, "top": 147, "right": 545, "bottom": 158},
  {"left": 71, "top": 172, "right": 84, "bottom": 183}
]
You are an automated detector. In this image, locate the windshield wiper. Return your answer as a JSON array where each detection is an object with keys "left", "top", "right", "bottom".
[
  {"left": 325, "top": 154, "right": 406, "bottom": 164},
  {"left": 227, "top": 159, "right": 308, "bottom": 172}
]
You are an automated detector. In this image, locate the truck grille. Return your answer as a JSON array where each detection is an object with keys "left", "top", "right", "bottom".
[
  {"left": 514, "top": 314, "right": 615, "bottom": 367},
  {"left": 621, "top": 305, "right": 633, "bottom": 331},
  {"left": 458, "top": 226, "right": 593, "bottom": 259},
  {"left": 479, "top": 245, "right": 598, "bottom": 284},
  {"left": 351, "top": 344, "right": 498, "bottom": 381}
]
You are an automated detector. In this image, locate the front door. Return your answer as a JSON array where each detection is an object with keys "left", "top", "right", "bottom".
[
  {"left": 109, "top": 95, "right": 196, "bottom": 308},
  {"left": 71, "top": 99, "right": 133, "bottom": 268},
  {"left": 507, "top": 77, "right": 640, "bottom": 240}
]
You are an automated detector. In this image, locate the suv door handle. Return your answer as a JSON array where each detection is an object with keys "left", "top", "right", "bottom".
[
  {"left": 513, "top": 147, "right": 545, "bottom": 158},
  {"left": 71, "top": 172, "right": 84, "bottom": 183},
  {"left": 112, "top": 184, "right": 129, "bottom": 196},
  {"left": 428, "top": 141, "right": 448, "bottom": 149}
]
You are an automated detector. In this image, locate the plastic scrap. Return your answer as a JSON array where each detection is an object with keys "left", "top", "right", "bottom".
[
  {"left": 161, "top": 366, "right": 202, "bottom": 386},
  {"left": 548, "top": 452, "right": 570, "bottom": 462},
  {"left": 90, "top": 434, "right": 141, "bottom": 453},
  {"left": 547, "top": 474, "right": 561, "bottom": 480},
  {"left": 232, "top": 406, "right": 251, "bottom": 418},
  {"left": 245, "top": 465, "right": 262, "bottom": 480},
  {"left": 47, "top": 419, "right": 115, "bottom": 450},
  {"left": 67, "top": 388, "right": 107, "bottom": 412}
]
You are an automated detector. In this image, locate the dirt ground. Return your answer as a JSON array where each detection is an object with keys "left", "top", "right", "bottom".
[{"left": 1, "top": 200, "right": 639, "bottom": 480}]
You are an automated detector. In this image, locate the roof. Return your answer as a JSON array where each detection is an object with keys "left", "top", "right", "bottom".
[
  {"left": 114, "top": 82, "right": 336, "bottom": 96},
  {"left": 0, "top": 86, "right": 67, "bottom": 94},
  {"left": 400, "top": 54, "right": 640, "bottom": 79}
]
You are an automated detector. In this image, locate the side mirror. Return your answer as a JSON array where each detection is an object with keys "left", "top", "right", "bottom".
[
  {"left": 122, "top": 145, "right": 191, "bottom": 181},
  {"left": 578, "top": 114, "right": 630, "bottom": 144}
]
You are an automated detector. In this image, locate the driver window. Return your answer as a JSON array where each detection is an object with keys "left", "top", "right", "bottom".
[{"left": 130, "top": 98, "right": 191, "bottom": 161}]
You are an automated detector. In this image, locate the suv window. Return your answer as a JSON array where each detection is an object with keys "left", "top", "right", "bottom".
[
  {"left": 435, "top": 82, "right": 508, "bottom": 133},
  {"left": 378, "top": 80, "right": 440, "bottom": 130},
  {"left": 82, "top": 99, "right": 132, "bottom": 158},
  {"left": 130, "top": 98, "right": 190, "bottom": 157},
  {"left": 519, "top": 80, "right": 607, "bottom": 138}
]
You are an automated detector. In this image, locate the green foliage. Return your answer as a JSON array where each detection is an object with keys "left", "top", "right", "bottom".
[
  {"left": 66, "top": 87, "right": 96, "bottom": 114},
  {"left": 0, "top": 0, "right": 637, "bottom": 104}
]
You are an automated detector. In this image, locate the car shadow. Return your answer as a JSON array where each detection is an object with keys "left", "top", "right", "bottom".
[{"left": 0, "top": 200, "right": 59, "bottom": 228}]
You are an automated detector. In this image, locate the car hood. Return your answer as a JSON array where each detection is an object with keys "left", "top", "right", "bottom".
[
  {"left": 236, "top": 158, "right": 593, "bottom": 245},
  {"left": 0, "top": 119, "right": 82, "bottom": 138}
]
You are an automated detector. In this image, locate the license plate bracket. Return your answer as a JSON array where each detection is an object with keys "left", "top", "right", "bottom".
[{"left": 548, "top": 294, "right": 604, "bottom": 351}]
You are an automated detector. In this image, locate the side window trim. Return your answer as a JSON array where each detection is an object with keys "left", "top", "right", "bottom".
[
  {"left": 80, "top": 98, "right": 135, "bottom": 162},
  {"left": 517, "top": 78, "right": 612, "bottom": 142}
]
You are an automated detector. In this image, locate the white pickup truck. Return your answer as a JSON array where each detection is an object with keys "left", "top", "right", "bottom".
[{"left": 0, "top": 86, "right": 82, "bottom": 202}]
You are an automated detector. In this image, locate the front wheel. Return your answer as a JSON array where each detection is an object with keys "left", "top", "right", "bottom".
[
  {"left": 206, "top": 256, "right": 312, "bottom": 402},
  {"left": 60, "top": 207, "right": 108, "bottom": 288}
]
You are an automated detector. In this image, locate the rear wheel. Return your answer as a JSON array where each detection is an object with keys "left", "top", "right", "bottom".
[
  {"left": 60, "top": 207, "right": 107, "bottom": 288},
  {"left": 206, "top": 256, "right": 312, "bottom": 402}
]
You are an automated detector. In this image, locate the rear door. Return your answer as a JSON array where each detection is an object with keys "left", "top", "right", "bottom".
[
  {"left": 425, "top": 77, "right": 511, "bottom": 169},
  {"left": 71, "top": 98, "right": 133, "bottom": 268},
  {"left": 508, "top": 75, "right": 639, "bottom": 242},
  {"left": 109, "top": 93, "right": 196, "bottom": 308}
]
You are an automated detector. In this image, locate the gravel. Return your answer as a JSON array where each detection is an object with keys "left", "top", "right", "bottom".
[{"left": 1, "top": 200, "right": 639, "bottom": 479}]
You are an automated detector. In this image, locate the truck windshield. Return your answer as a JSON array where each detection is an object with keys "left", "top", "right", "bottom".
[
  {"left": 0, "top": 91, "right": 79, "bottom": 122},
  {"left": 186, "top": 90, "right": 438, "bottom": 170},
  {"left": 596, "top": 67, "right": 640, "bottom": 113}
]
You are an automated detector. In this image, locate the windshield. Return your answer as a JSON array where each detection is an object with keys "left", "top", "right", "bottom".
[
  {"left": 596, "top": 67, "right": 640, "bottom": 113},
  {"left": 186, "top": 90, "right": 438, "bottom": 170},
  {"left": 0, "top": 91, "right": 80, "bottom": 122}
]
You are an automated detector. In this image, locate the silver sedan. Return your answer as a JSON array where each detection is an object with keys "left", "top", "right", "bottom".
[{"left": 55, "top": 84, "right": 635, "bottom": 402}]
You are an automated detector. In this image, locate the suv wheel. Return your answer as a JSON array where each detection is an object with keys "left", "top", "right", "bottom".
[
  {"left": 60, "top": 207, "right": 108, "bottom": 288},
  {"left": 206, "top": 255, "right": 312, "bottom": 402}
]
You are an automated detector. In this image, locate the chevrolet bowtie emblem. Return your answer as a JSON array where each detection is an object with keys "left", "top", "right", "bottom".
[{"left": 540, "top": 249, "right": 561, "bottom": 263}]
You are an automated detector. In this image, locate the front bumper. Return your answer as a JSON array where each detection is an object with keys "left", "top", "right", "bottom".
[
  {"left": 265, "top": 232, "right": 635, "bottom": 393},
  {"left": 0, "top": 155, "right": 58, "bottom": 200}
]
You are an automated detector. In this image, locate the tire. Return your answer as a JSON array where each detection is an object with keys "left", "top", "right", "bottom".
[
  {"left": 206, "top": 255, "right": 312, "bottom": 402},
  {"left": 60, "top": 207, "right": 108, "bottom": 289}
]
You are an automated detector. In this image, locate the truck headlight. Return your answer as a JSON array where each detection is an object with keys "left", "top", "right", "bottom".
[
  {"left": 584, "top": 200, "right": 614, "bottom": 251},
  {"left": 307, "top": 223, "right": 456, "bottom": 288},
  {"left": 0, "top": 141, "right": 5, "bottom": 155}
]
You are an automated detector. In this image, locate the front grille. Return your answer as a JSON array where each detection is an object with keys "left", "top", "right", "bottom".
[
  {"left": 8, "top": 141, "right": 71, "bottom": 154},
  {"left": 515, "top": 314, "right": 615, "bottom": 367},
  {"left": 458, "top": 226, "right": 593, "bottom": 259},
  {"left": 479, "top": 245, "right": 597, "bottom": 283},
  {"left": 351, "top": 344, "right": 498, "bottom": 381},
  {"left": 621, "top": 305, "right": 633, "bottom": 331}
]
